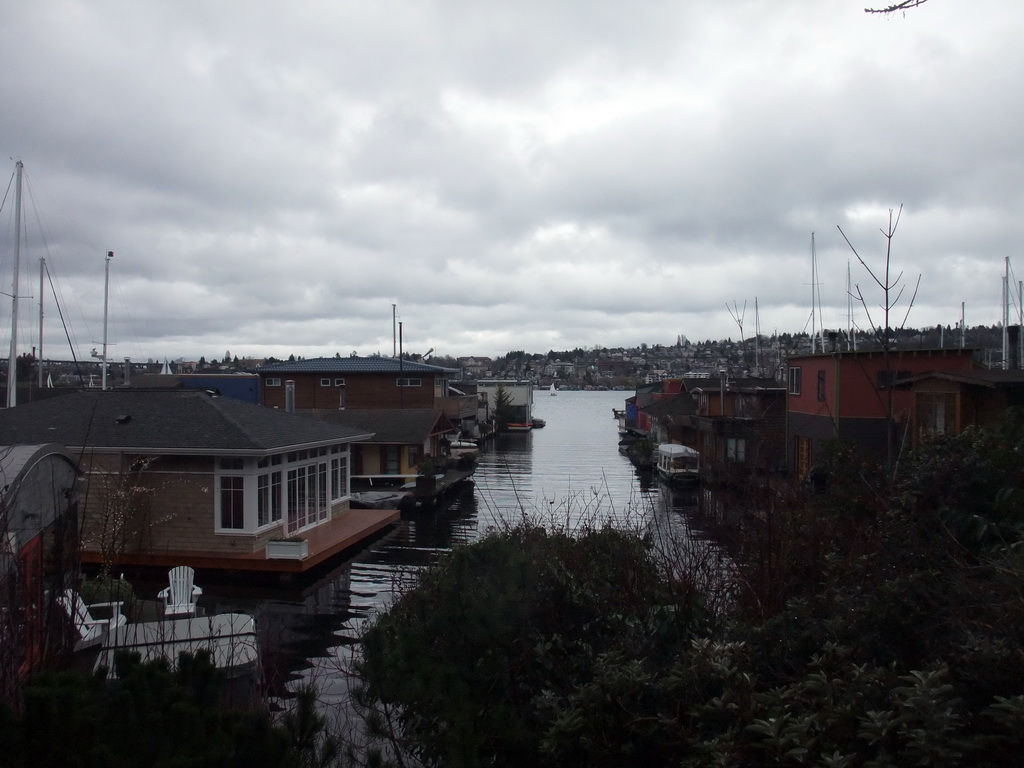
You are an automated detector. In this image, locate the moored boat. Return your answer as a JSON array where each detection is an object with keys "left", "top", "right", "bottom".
[{"left": 656, "top": 443, "right": 700, "bottom": 485}]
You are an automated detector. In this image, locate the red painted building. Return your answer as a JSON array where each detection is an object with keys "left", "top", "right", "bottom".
[{"left": 786, "top": 348, "right": 978, "bottom": 480}]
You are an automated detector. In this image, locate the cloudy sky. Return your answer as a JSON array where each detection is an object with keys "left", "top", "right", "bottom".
[{"left": 1, "top": 0, "right": 1021, "bottom": 363}]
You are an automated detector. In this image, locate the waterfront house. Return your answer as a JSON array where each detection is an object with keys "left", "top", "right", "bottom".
[
  {"left": 476, "top": 380, "right": 534, "bottom": 430},
  {"left": 786, "top": 347, "right": 978, "bottom": 480},
  {"left": 0, "top": 390, "right": 393, "bottom": 574},
  {"left": 642, "top": 392, "right": 698, "bottom": 447},
  {"left": 688, "top": 376, "right": 786, "bottom": 483},
  {"left": 256, "top": 355, "right": 478, "bottom": 441},
  {"left": 256, "top": 356, "right": 459, "bottom": 411},
  {"left": 891, "top": 368, "right": 1024, "bottom": 446},
  {"left": 629, "top": 380, "right": 683, "bottom": 437},
  {"left": 311, "top": 408, "right": 458, "bottom": 488}
]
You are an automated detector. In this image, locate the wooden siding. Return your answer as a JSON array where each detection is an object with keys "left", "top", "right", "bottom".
[
  {"left": 261, "top": 372, "right": 439, "bottom": 410},
  {"left": 788, "top": 349, "right": 976, "bottom": 421},
  {"left": 76, "top": 452, "right": 358, "bottom": 563}
]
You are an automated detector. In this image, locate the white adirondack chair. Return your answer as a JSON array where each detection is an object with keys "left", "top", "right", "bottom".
[
  {"left": 158, "top": 566, "right": 203, "bottom": 616},
  {"left": 60, "top": 588, "right": 128, "bottom": 646}
]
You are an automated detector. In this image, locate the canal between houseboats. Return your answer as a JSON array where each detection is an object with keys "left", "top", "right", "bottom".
[{"left": 197, "top": 389, "right": 721, "bottom": 725}]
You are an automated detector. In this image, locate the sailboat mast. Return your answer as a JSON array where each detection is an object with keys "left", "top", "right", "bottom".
[
  {"left": 38, "top": 257, "right": 45, "bottom": 388},
  {"left": 810, "top": 232, "right": 820, "bottom": 353},
  {"left": 6, "top": 161, "right": 23, "bottom": 408},
  {"left": 847, "top": 260, "right": 857, "bottom": 351},
  {"left": 102, "top": 251, "right": 113, "bottom": 390},
  {"left": 754, "top": 297, "right": 761, "bottom": 376},
  {"left": 1002, "top": 257, "right": 1009, "bottom": 370}
]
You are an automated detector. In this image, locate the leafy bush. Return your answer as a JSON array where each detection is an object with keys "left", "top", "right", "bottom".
[
  {"left": 355, "top": 523, "right": 705, "bottom": 767},
  {"left": 79, "top": 575, "right": 137, "bottom": 613},
  {"left": 353, "top": 410, "right": 1024, "bottom": 767},
  {"left": 0, "top": 652, "right": 335, "bottom": 768}
]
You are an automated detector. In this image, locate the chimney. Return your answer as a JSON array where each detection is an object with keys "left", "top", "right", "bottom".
[{"left": 285, "top": 380, "right": 296, "bottom": 413}]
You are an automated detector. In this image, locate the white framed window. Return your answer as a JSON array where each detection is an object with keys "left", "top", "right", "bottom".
[
  {"left": 397, "top": 377, "right": 422, "bottom": 387},
  {"left": 219, "top": 475, "right": 245, "bottom": 529},
  {"left": 320, "top": 378, "right": 331, "bottom": 386},
  {"left": 727, "top": 438, "right": 746, "bottom": 463},
  {"left": 266, "top": 378, "right": 282, "bottom": 387},
  {"left": 258, "top": 471, "right": 282, "bottom": 526},
  {"left": 286, "top": 463, "right": 328, "bottom": 532},
  {"left": 788, "top": 367, "right": 802, "bottom": 395},
  {"left": 218, "top": 446, "right": 350, "bottom": 536},
  {"left": 334, "top": 378, "right": 345, "bottom": 386},
  {"left": 330, "top": 454, "right": 349, "bottom": 501}
]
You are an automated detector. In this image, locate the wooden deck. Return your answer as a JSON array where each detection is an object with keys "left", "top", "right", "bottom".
[
  {"left": 405, "top": 468, "right": 475, "bottom": 510},
  {"left": 83, "top": 508, "right": 400, "bottom": 574},
  {"left": 95, "top": 612, "right": 259, "bottom": 675}
]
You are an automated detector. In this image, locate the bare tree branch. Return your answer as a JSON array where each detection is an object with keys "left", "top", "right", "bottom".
[{"left": 865, "top": 0, "right": 931, "bottom": 15}]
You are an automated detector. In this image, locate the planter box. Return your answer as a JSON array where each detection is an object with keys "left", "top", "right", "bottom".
[{"left": 265, "top": 539, "right": 309, "bottom": 560}]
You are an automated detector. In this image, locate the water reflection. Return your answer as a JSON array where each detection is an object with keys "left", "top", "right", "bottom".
[{"left": 204, "top": 392, "right": 734, "bottom": 704}]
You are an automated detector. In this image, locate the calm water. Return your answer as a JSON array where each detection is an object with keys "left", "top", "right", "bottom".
[{"left": 201, "top": 390, "right": 715, "bottom": 712}]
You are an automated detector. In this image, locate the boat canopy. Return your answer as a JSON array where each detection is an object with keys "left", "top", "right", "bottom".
[{"left": 658, "top": 443, "right": 699, "bottom": 459}]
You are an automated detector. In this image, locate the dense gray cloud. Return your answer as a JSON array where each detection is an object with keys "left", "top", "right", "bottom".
[{"left": 1, "top": 1, "right": 1021, "bottom": 362}]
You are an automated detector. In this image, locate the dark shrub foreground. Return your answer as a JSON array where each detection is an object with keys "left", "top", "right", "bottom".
[
  {"left": 355, "top": 414, "right": 1024, "bottom": 767},
  {"left": 0, "top": 651, "right": 336, "bottom": 768}
]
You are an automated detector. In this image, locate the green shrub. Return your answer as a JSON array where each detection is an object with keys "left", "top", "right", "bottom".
[{"left": 355, "top": 523, "right": 705, "bottom": 767}]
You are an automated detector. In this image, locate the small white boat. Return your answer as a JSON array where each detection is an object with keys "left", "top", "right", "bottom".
[
  {"left": 656, "top": 443, "right": 700, "bottom": 485},
  {"left": 447, "top": 437, "right": 480, "bottom": 458}
]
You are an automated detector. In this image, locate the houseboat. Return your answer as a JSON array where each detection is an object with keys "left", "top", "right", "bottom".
[{"left": 656, "top": 443, "right": 700, "bottom": 485}]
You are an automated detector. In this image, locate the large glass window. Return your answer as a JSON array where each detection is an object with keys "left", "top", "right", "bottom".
[
  {"left": 218, "top": 446, "right": 349, "bottom": 536},
  {"left": 330, "top": 454, "right": 349, "bottom": 501},
  {"left": 258, "top": 470, "right": 282, "bottom": 526},
  {"left": 219, "top": 476, "right": 245, "bottom": 529},
  {"left": 317, "top": 463, "right": 329, "bottom": 522},
  {"left": 287, "top": 463, "right": 329, "bottom": 533}
]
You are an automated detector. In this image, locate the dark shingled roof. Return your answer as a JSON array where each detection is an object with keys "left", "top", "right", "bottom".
[
  {"left": 311, "top": 409, "right": 454, "bottom": 444},
  {"left": 0, "top": 389, "right": 372, "bottom": 455},
  {"left": 256, "top": 356, "right": 457, "bottom": 374},
  {"left": 642, "top": 393, "right": 697, "bottom": 418}
]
